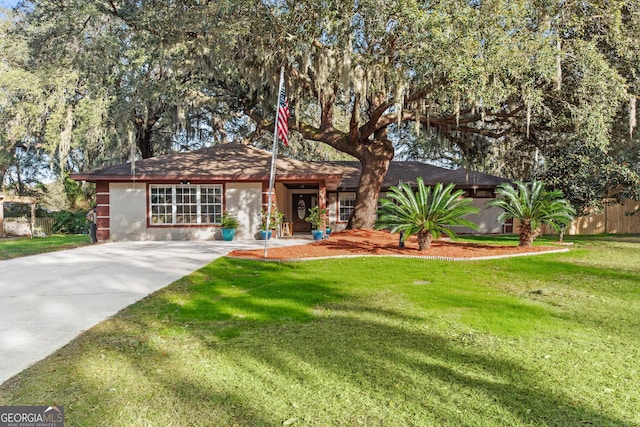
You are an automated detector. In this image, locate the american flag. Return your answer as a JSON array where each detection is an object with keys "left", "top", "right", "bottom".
[{"left": 277, "top": 86, "right": 289, "bottom": 146}]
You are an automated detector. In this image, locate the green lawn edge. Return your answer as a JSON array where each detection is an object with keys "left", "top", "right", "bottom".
[{"left": 0, "top": 235, "right": 91, "bottom": 260}]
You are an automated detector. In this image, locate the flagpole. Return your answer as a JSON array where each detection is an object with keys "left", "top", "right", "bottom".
[{"left": 264, "top": 66, "right": 285, "bottom": 258}]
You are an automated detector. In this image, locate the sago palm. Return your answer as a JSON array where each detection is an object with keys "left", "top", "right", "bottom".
[
  {"left": 375, "top": 178, "right": 479, "bottom": 251},
  {"left": 487, "top": 180, "right": 575, "bottom": 247}
]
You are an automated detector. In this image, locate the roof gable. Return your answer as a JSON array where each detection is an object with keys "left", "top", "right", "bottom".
[{"left": 71, "top": 143, "right": 343, "bottom": 182}]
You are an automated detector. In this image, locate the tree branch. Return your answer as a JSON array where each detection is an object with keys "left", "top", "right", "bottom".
[
  {"left": 292, "top": 121, "right": 357, "bottom": 157},
  {"left": 359, "top": 102, "right": 390, "bottom": 139},
  {"left": 350, "top": 92, "right": 361, "bottom": 141},
  {"left": 101, "top": 1, "right": 159, "bottom": 36}
]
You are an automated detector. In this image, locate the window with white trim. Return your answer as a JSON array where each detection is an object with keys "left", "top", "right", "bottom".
[
  {"left": 150, "top": 186, "right": 173, "bottom": 224},
  {"left": 200, "top": 186, "right": 223, "bottom": 224},
  {"left": 150, "top": 184, "right": 223, "bottom": 225},
  {"left": 176, "top": 186, "right": 198, "bottom": 224},
  {"left": 338, "top": 192, "right": 356, "bottom": 222}
]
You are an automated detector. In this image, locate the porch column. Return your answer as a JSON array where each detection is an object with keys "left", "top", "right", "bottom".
[{"left": 319, "top": 181, "right": 327, "bottom": 210}]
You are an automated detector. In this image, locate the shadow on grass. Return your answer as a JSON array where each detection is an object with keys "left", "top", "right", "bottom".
[
  {"left": 228, "top": 314, "right": 623, "bottom": 426},
  {"left": 2, "top": 257, "right": 635, "bottom": 425},
  {"left": 472, "top": 254, "right": 639, "bottom": 349},
  {"left": 156, "top": 259, "right": 346, "bottom": 324},
  {"left": 60, "top": 302, "right": 633, "bottom": 426},
  {"left": 494, "top": 253, "right": 640, "bottom": 289}
]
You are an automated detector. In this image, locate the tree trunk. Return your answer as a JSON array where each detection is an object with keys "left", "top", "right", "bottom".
[
  {"left": 519, "top": 220, "right": 537, "bottom": 247},
  {"left": 295, "top": 94, "right": 394, "bottom": 230},
  {"left": 0, "top": 143, "right": 15, "bottom": 192},
  {"left": 136, "top": 124, "right": 154, "bottom": 159},
  {"left": 417, "top": 229, "right": 433, "bottom": 251},
  {"left": 348, "top": 148, "right": 393, "bottom": 229},
  {"left": 134, "top": 115, "right": 157, "bottom": 159}
]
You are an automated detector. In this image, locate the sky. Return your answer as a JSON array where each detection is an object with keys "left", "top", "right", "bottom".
[{"left": 0, "top": 0, "right": 20, "bottom": 9}]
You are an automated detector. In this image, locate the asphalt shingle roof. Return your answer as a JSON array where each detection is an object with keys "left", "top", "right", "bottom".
[
  {"left": 71, "top": 143, "right": 510, "bottom": 190},
  {"left": 72, "top": 143, "right": 344, "bottom": 182},
  {"left": 320, "top": 161, "right": 508, "bottom": 190}
]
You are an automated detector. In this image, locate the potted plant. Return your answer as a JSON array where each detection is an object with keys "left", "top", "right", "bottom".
[
  {"left": 259, "top": 208, "right": 283, "bottom": 240},
  {"left": 220, "top": 211, "right": 239, "bottom": 241},
  {"left": 305, "top": 205, "right": 328, "bottom": 240}
]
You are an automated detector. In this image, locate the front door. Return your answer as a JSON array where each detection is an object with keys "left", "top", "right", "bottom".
[{"left": 292, "top": 194, "right": 314, "bottom": 232}]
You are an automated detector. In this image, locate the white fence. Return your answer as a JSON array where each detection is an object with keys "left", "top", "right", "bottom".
[{"left": 2, "top": 217, "right": 55, "bottom": 237}]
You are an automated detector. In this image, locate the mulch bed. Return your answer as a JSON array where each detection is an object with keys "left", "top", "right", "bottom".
[{"left": 227, "top": 229, "right": 562, "bottom": 260}]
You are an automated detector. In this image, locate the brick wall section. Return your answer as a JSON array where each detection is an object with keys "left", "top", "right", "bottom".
[{"left": 95, "top": 181, "right": 110, "bottom": 241}]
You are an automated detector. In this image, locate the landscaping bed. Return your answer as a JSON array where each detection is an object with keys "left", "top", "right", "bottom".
[{"left": 228, "top": 229, "right": 561, "bottom": 260}]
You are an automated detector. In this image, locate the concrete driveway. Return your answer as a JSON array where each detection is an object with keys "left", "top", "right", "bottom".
[{"left": 0, "top": 238, "right": 308, "bottom": 385}]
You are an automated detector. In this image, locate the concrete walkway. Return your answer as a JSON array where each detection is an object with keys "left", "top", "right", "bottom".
[{"left": 0, "top": 239, "right": 309, "bottom": 385}]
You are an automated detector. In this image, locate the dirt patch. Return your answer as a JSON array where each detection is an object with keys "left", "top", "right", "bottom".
[{"left": 227, "top": 229, "right": 562, "bottom": 261}]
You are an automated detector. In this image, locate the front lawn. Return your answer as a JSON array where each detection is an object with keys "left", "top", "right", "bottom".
[
  {"left": 1, "top": 236, "right": 638, "bottom": 426},
  {"left": 0, "top": 235, "right": 90, "bottom": 259}
]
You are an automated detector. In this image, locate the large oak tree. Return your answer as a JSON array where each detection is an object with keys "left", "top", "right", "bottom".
[
  {"left": 174, "top": 0, "right": 640, "bottom": 226},
  {"left": 178, "top": 0, "right": 561, "bottom": 228},
  {"left": 9, "top": 0, "right": 640, "bottom": 224}
]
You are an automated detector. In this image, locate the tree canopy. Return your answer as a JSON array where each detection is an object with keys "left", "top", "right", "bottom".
[{"left": 1, "top": 0, "right": 639, "bottom": 222}]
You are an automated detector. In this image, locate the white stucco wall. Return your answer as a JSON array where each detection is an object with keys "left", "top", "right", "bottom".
[
  {"left": 109, "top": 182, "right": 262, "bottom": 241},
  {"left": 109, "top": 183, "right": 148, "bottom": 241},
  {"left": 107, "top": 183, "right": 505, "bottom": 241},
  {"left": 450, "top": 198, "right": 505, "bottom": 234},
  {"left": 274, "top": 182, "right": 289, "bottom": 221},
  {"left": 225, "top": 182, "right": 262, "bottom": 239},
  {"left": 110, "top": 183, "right": 219, "bottom": 241},
  {"left": 327, "top": 192, "right": 505, "bottom": 235},
  {"left": 327, "top": 192, "right": 337, "bottom": 228}
]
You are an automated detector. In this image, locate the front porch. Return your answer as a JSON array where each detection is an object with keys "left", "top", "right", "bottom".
[{"left": 263, "top": 179, "right": 337, "bottom": 235}]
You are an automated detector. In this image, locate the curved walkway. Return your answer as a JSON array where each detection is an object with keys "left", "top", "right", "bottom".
[{"left": 0, "top": 239, "right": 308, "bottom": 385}]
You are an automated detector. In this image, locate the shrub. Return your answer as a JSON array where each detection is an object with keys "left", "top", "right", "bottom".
[
  {"left": 220, "top": 211, "right": 239, "bottom": 229},
  {"left": 52, "top": 210, "right": 89, "bottom": 234},
  {"left": 259, "top": 208, "right": 283, "bottom": 231},
  {"left": 376, "top": 178, "right": 479, "bottom": 250},
  {"left": 305, "top": 205, "right": 328, "bottom": 230},
  {"left": 486, "top": 180, "right": 575, "bottom": 247}
]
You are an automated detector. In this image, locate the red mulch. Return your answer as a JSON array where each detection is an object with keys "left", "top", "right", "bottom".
[{"left": 226, "top": 229, "right": 560, "bottom": 260}]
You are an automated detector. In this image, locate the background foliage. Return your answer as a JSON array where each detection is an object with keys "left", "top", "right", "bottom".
[{"left": 0, "top": 0, "right": 639, "bottom": 218}]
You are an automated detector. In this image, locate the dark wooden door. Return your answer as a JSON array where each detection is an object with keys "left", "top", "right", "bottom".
[{"left": 292, "top": 194, "right": 314, "bottom": 232}]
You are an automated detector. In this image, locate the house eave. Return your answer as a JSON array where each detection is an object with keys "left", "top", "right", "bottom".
[{"left": 70, "top": 173, "right": 343, "bottom": 184}]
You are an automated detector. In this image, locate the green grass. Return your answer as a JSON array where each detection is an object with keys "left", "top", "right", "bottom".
[
  {"left": 1, "top": 236, "right": 639, "bottom": 426},
  {"left": 457, "top": 233, "right": 563, "bottom": 245},
  {"left": 0, "top": 234, "right": 91, "bottom": 259}
]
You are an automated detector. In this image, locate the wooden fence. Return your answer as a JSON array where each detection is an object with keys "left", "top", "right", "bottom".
[
  {"left": 537, "top": 199, "right": 640, "bottom": 235},
  {"left": 34, "top": 217, "right": 55, "bottom": 235}
]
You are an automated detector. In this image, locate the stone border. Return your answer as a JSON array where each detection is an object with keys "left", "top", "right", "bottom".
[{"left": 226, "top": 247, "right": 570, "bottom": 263}]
